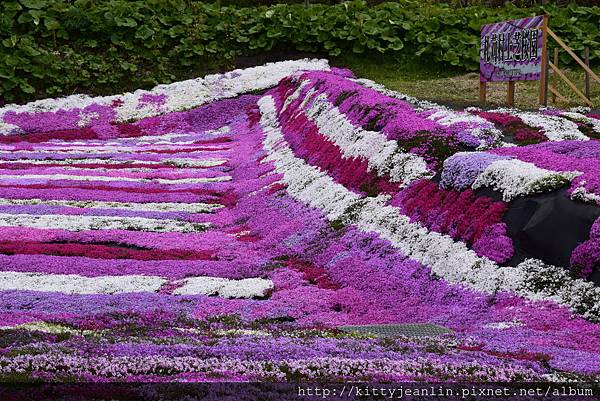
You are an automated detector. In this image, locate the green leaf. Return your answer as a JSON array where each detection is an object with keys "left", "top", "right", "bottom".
[
  {"left": 136, "top": 26, "right": 155, "bottom": 40},
  {"left": 20, "top": 45, "right": 41, "bottom": 57},
  {"left": 115, "top": 17, "right": 137, "bottom": 28},
  {"left": 20, "top": 0, "right": 47, "bottom": 10},
  {"left": 120, "top": 61, "right": 137, "bottom": 72},
  {"left": 388, "top": 39, "right": 403, "bottom": 51},
  {"left": 44, "top": 18, "right": 60, "bottom": 30},
  {"left": 329, "top": 47, "right": 342, "bottom": 56},
  {"left": 19, "top": 81, "right": 35, "bottom": 94}
]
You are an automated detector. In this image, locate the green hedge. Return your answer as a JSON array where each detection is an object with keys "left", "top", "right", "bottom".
[{"left": 1, "top": 0, "right": 599, "bottom": 103}]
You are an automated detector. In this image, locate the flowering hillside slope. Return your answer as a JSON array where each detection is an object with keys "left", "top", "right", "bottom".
[{"left": 0, "top": 60, "right": 599, "bottom": 382}]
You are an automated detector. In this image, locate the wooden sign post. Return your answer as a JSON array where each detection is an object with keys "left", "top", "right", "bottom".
[
  {"left": 539, "top": 15, "right": 549, "bottom": 106},
  {"left": 480, "top": 15, "right": 548, "bottom": 107}
]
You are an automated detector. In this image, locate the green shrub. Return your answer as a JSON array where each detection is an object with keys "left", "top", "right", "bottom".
[{"left": 1, "top": 0, "right": 599, "bottom": 103}]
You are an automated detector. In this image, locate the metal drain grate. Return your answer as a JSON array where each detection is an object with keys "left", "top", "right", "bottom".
[{"left": 339, "top": 323, "right": 453, "bottom": 338}]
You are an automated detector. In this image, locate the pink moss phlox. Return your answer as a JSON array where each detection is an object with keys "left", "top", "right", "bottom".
[{"left": 392, "top": 179, "right": 512, "bottom": 262}]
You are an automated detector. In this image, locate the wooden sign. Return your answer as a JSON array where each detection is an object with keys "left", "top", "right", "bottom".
[{"left": 479, "top": 15, "right": 548, "bottom": 106}]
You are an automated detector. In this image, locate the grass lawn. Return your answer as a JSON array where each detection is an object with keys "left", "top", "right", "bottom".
[{"left": 334, "top": 53, "right": 600, "bottom": 110}]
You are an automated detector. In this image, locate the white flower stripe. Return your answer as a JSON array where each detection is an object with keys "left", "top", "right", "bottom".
[
  {"left": 0, "top": 146, "right": 230, "bottom": 154},
  {"left": 0, "top": 142, "right": 223, "bottom": 150},
  {"left": 472, "top": 159, "right": 580, "bottom": 202},
  {"left": 0, "top": 213, "right": 210, "bottom": 233},
  {"left": 14, "top": 166, "right": 213, "bottom": 173},
  {"left": 173, "top": 277, "right": 274, "bottom": 298},
  {"left": 0, "top": 272, "right": 166, "bottom": 294},
  {"left": 570, "top": 182, "right": 600, "bottom": 205},
  {"left": 516, "top": 112, "right": 587, "bottom": 141},
  {"left": 280, "top": 78, "right": 310, "bottom": 113},
  {"left": 0, "top": 272, "right": 273, "bottom": 298},
  {"left": 487, "top": 109, "right": 589, "bottom": 141},
  {"left": 559, "top": 111, "right": 600, "bottom": 135},
  {"left": 299, "top": 93, "right": 431, "bottom": 185},
  {"left": 0, "top": 158, "right": 227, "bottom": 167},
  {"left": 0, "top": 174, "right": 231, "bottom": 184},
  {"left": 0, "top": 121, "right": 21, "bottom": 136},
  {"left": 0, "top": 198, "right": 222, "bottom": 213},
  {"left": 425, "top": 109, "right": 502, "bottom": 149}
]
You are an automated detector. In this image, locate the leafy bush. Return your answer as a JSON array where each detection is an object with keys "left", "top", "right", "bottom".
[{"left": 1, "top": 0, "right": 599, "bottom": 103}]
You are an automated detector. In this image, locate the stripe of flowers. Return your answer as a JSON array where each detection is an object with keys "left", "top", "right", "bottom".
[
  {"left": 0, "top": 354, "right": 544, "bottom": 382},
  {"left": 258, "top": 94, "right": 600, "bottom": 321},
  {"left": 281, "top": 86, "right": 431, "bottom": 186},
  {"left": 271, "top": 89, "right": 399, "bottom": 195},
  {"left": 0, "top": 255, "right": 262, "bottom": 280},
  {"left": 80, "top": 338, "right": 431, "bottom": 363},
  {"left": 0, "top": 144, "right": 230, "bottom": 152},
  {"left": 0, "top": 149, "right": 231, "bottom": 160},
  {"left": 570, "top": 216, "right": 600, "bottom": 278},
  {"left": 390, "top": 179, "right": 512, "bottom": 263},
  {"left": 0, "top": 152, "right": 232, "bottom": 164},
  {"left": 557, "top": 111, "right": 600, "bottom": 138},
  {"left": 11, "top": 131, "right": 232, "bottom": 145},
  {"left": 10, "top": 143, "right": 234, "bottom": 161},
  {"left": 0, "top": 142, "right": 232, "bottom": 151},
  {"left": 0, "top": 271, "right": 167, "bottom": 294},
  {"left": 0, "top": 136, "right": 231, "bottom": 148},
  {"left": 0, "top": 158, "right": 228, "bottom": 168},
  {"left": 469, "top": 110, "right": 548, "bottom": 144},
  {"left": 0, "top": 162, "right": 217, "bottom": 171},
  {"left": 0, "top": 59, "right": 330, "bottom": 136},
  {"left": 439, "top": 152, "right": 579, "bottom": 202},
  {"left": 489, "top": 142, "right": 599, "bottom": 203},
  {"left": 296, "top": 71, "right": 441, "bottom": 140},
  {"left": 77, "top": 337, "right": 593, "bottom": 377},
  {"left": 487, "top": 108, "right": 588, "bottom": 141},
  {"left": 0, "top": 198, "right": 222, "bottom": 213},
  {"left": 0, "top": 227, "right": 253, "bottom": 255},
  {"left": 472, "top": 159, "right": 578, "bottom": 202},
  {"left": 0, "top": 241, "right": 216, "bottom": 261},
  {"left": 0, "top": 205, "right": 211, "bottom": 223},
  {"left": 20, "top": 131, "right": 233, "bottom": 145},
  {"left": 0, "top": 213, "right": 210, "bottom": 233},
  {"left": 0, "top": 186, "right": 223, "bottom": 204},
  {"left": 0, "top": 176, "right": 232, "bottom": 187},
  {"left": 0, "top": 274, "right": 272, "bottom": 300},
  {"left": 0, "top": 167, "right": 228, "bottom": 180},
  {"left": 439, "top": 152, "right": 512, "bottom": 191},
  {"left": 419, "top": 109, "right": 502, "bottom": 149},
  {"left": 0, "top": 127, "right": 101, "bottom": 144},
  {"left": 0, "top": 146, "right": 231, "bottom": 155},
  {"left": 0, "top": 291, "right": 200, "bottom": 322}
]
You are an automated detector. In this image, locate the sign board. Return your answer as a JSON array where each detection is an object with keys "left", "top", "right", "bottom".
[{"left": 480, "top": 15, "right": 546, "bottom": 82}]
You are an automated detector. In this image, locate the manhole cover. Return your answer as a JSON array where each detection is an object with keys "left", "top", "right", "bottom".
[{"left": 339, "top": 323, "right": 453, "bottom": 338}]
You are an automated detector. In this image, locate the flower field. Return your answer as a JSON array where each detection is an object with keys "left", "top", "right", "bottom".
[{"left": 0, "top": 59, "right": 599, "bottom": 383}]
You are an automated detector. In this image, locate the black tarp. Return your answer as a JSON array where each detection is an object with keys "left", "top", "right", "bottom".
[{"left": 475, "top": 187, "right": 600, "bottom": 286}]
